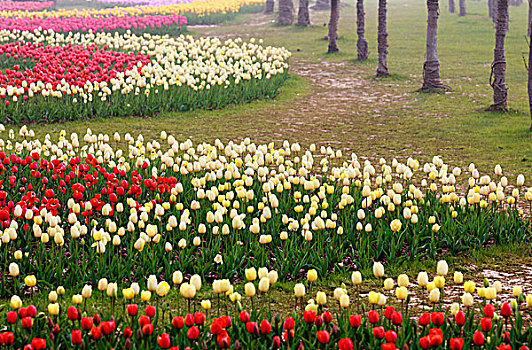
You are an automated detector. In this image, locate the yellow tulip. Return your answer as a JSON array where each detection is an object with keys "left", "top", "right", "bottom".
[
  {"left": 307, "top": 269, "right": 318, "bottom": 282},
  {"left": 395, "top": 287, "right": 408, "bottom": 301},
  {"left": 10, "top": 295, "right": 22, "bottom": 309},
  {"left": 294, "top": 283, "right": 305, "bottom": 298},
  {"left": 141, "top": 290, "right": 152, "bottom": 302},
  {"left": 48, "top": 303, "right": 60, "bottom": 316},
  {"left": 24, "top": 275, "right": 37, "bottom": 287},
  {"left": 157, "top": 281, "right": 171, "bottom": 297},
  {"left": 245, "top": 282, "right": 256, "bottom": 297}
]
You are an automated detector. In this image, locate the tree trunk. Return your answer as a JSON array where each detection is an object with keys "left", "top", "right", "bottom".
[
  {"left": 311, "top": 0, "right": 330, "bottom": 10},
  {"left": 490, "top": 0, "right": 508, "bottom": 110},
  {"left": 356, "top": 0, "right": 369, "bottom": 60},
  {"left": 529, "top": 0, "right": 531, "bottom": 36},
  {"left": 529, "top": 23, "right": 532, "bottom": 130},
  {"left": 297, "top": 0, "right": 310, "bottom": 26},
  {"left": 278, "top": 0, "right": 294, "bottom": 25},
  {"left": 265, "top": 0, "right": 275, "bottom": 13},
  {"left": 423, "top": 0, "right": 444, "bottom": 90},
  {"left": 327, "top": 0, "right": 340, "bottom": 53},
  {"left": 459, "top": 0, "right": 466, "bottom": 15},
  {"left": 376, "top": 0, "right": 389, "bottom": 77},
  {"left": 492, "top": 0, "right": 498, "bottom": 24},
  {"left": 489, "top": 0, "right": 494, "bottom": 19},
  {"left": 449, "top": 0, "right": 455, "bottom": 13}
]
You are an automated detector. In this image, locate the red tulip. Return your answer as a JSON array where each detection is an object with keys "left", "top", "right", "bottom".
[
  {"left": 21, "top": 316, "right": 33, "bottom": 329},
  {"left": 31, "top": 338, "right": 46, "bottom": 350},
  {"left": 455, "top": 311, "right": 465, "bottom": 327},
  {"left": 431, "top": 312, "right": 444, "bottom": 326},
  {"left": 315, "top": 315, "right": 324, "bottom": 328},
  {"left": 67, "top": 307, "right": 79, "bottom": 321},
  {"left": 81, "top": 317, "right": 93, "bottom": 330},
  {"left": 210, "top": 318, "right": 225, "bottom": 335},
  {"left": 142, "top": 324, "right": 154, "bottom": 336},
  {"left": 450, "top": 338, "right": 464, "bottom": 350},
  {"left": 368, "top": 310, "right": 380, "bottom": 324},
  {"left": 338, "top": 338, "right": 354, "bottom": 350},
  {"left": 91, "top": 326, "right": 102, "bottom": 340},
  {"left": 187, "top": 326, "right": 199, "bottom": 340},
  {"left": 473, "top": 331, "right": 485, "bottom": 346},
  {"left": 303, "top": 310, "right": 316, "bottom": 324},
  {"left": 419, "top": 336, "right": 431, "bottom": 350},
  {"left": 497, "top": 345, "right": 512, "bottom": 350},
  {"left": 284, "top": 317, "right": 295, "bottom": 330},
  {"left": 26, "top": 305, "right": 37, "bottom": 318},
  {"left": 6, "top": 311, "right": 17, "bottom": 324},
  {"left": 350, "top": 314, "right": 361, "bottom": 328},
  {"left": 323, "top": 312, "right": 332, "bottom": 324},
  {"left": 219, "top": 316, "right": 231, "bottom": 328},
  {"left": 385, "top": 330, "right": 397, "bottom": 343},
  {"left": 382, "top": 343, "right": 396, "bottom": 350},
  {"left": 373, "top": 326, "right": 385, "bottom": 339},
  {"left": 101, "top": 321, "right": 115, "bottom": 336},
  {"left": 391, "top": 311, "right": 402, "bottom": 326},
  {"left": 272, "top": 336, "right": 281, "bottom": 349},
  {"left": 481, "top": 317, "right": 492, "bottom": 332},
  {"left": 194, "top": 312, "right": 206, "bottom": 326},
  {"left": 172, "top": 316, "right": 184, "bottom": 330},
  {"left": 144, "top": 305, "right": 156, "bottom": 318},
  {"left": 217, "top": 331, "right": 231, "bottom": 349},
  {"left": 123, "top": 327, "right": 132, "bottom": 339},
  {"left": 501, "top": 302, "right": 512, "bottom": 318},
  {"left": 317, "top": 330, "right": 330, "bottom": 344},
  {"left": 71, "top": 330, "right": 82, "bottom": 345},
  {"left": 126, "top": 304, "right": 138, "bottom": 317},
  {"left": 239, "top": 311, "right": 250, "bottom": 323},
  {"left": 139, "top": 315, "right": 151, "bottom": 327},
  {"left": 484, "top": 304, "right": 495, "bottom": 318},
  {"left": 157, "top": 333, "right": 171, "bottom": 349},
  {"left": 246, "top": 322, "right": 259, "bottom": 336},
  {"left": 260, "top": 319, "right": 272, "bottom": 335},
  {"left": 419, "top": 313, "right": 431, "bottom": 327},
  {"left": 384, "top": 306, "right": 395, "bottom": 320}
]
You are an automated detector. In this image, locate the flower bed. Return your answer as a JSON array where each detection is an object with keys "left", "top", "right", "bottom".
[
  {"left": 0, "top": 31, "right": 290, "bottom": 123},
  {"left": 0, "top": 1, "right": 54, "bottom": 12},
  {"left": 0, "top": 129, "right": 529, "bottom": 297},
  {"left": 2, "top": 261, "right": 532, "bottom": 349}
]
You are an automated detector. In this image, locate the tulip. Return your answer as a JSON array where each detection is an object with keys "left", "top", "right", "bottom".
[
  {"left": 429, "top": 288, "right": 440, "bottom": 303},
  {"left": 10, "top": 295, "right": 22, "bottom": 309},
  {"left": 48, "top": 303, "right": 60, "bottom": 316},
  {"left": 294, "top": 283, "right": 305, "bottom": 298},
  {"left": 141, "top": 290, "right": 152, "bottom": 302},
  {"left": 433, "top": 276, "right": 445, "bottom": 289},
  {"left": 417, "top": 272, "right": 429, "bottom": 287},
  {"left": 258, "top": 277, "right": 270, "bottom": 293},
  {"left": 513, "top": 286, "right": 523, "bottom": 297},
  {"left": 156, "top": 281, "right": 170, "bottom": 297},
  {"left": 453, "top": 271, "right": 463, "bottom": 284},
  {"left": 351, "top": 271, "right": 362, "bottom": 286},
  {"left": 436, "top": 260, "right": 448, "bottom": 276},
  {"left": 395, "top": 287, "right": 408, "bottom": 300},
  {"left": 245, "top": 283, "right": 256, "bottom": 298},
  {"left": 464, "top": 281, "right": 476, "bottom": 293},
  {"left": 373, "top": 262, "right": 384, "bottom": 278},
  {"left": 384, "top": 278, "right": 394, "bottom": 290},
  {"left": 461, "top": 293, "right": 474, "bottom": 307},
  {"left": 397, "top": 274, "right": 409, "bottom": 287},
  {"left": 82, "top": 285, "right": 92, "bottom": 299},
  {"left": 316, "top": 291, "right": 327, "bottom": 305},
  {"left": 339, "top": 294, "right": 350, "bottom": 308},
  {"left": 24, "top": 275, "right": 37, "bottom": 287},
  {"left": 147, "top": 275, "right": 158, "bottom": 292},
  {"left": 245, "top": 268, "right": 257, "bottom": 281},
  {"left": 201, "top": 300, "right": 211, "bottom": 310},
  {"left": 190, "top": 274, "right": 202, "bottom": 291},
  {"left": 172, "top": 271, "right": 183, "bottom": 285}
]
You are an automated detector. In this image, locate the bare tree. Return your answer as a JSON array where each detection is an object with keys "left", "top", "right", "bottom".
[
  {"left": 529, "top": 0, "right": 531, "bottom": 36},
  {"left": 449, "top": 0, "right": 455, "bottom": 12},
  {"left": 278, "top": 0, "right": 294, "bottom": 25},
  {"left": 311, "top": 0, "right": 330, "bottom": 10},
  {"left": 265, "top": 0, "right": 275, "bottom": 13},
  {"left": 328, "top": 0, "right": 340, "bottom": 53},
  {"left": 376, "top": 0, "right": 389, "bottom": 76},
  {"left": 529, "top": 29, "right": 532, "bottom": 129},
  {"left": 297, "top": 0, "right": 311, "bottom": 26},
  {"left": 459, "top": 0, "right": 466, "bottom": 15},
  {"left": 490, "top": 0, "right": 508, "bottom": 110},
  {"left": 356, "top": 0, "right": 369, "bottom": 60},
  {"left": 423, "top": 0, "right": 444, "bottom": 90}
]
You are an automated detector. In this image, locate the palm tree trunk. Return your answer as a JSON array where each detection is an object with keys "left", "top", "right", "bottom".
[
  {"left": 376, "top": 0, "right": 389, "bottom": 77},
  {"left": 356, "top": 0, "right": 369, "bottom": 60},
  {"left": 311, "top": 0, "right": 330, "bottom": 10},
  {"left": 423, "top": 0, "right": 444, "bottom": 90},
  {"left": 328, "top": 0, "right": 340, "bottom": 53},
  {"left": 449, "top": 0, "right": 455, "bottom": 13},
  {"left": 459, "top": 0, "right": 466, "bottom": 15},
  {"left": 297, "top": 0, "right": 311, "bottom": 26},
  {"left": 278, "top": 0, "right": 294, "bottom": 25},
  {"left": 265, "top": 0, "right": 275, "bottom": 13},
  {"left": 490, "top": 0, "right": 508, "bottom": 110}
]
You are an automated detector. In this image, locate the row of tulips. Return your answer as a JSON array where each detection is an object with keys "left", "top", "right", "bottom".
[
  {"left": 0, "top": 14, "right": 188, "bottom": 35},
  {"left": 0, "top": 1, "right": 54, "bottom": 12},
  {"left": 0, "top": 127, "right": 530, "bottom": 295},
  {"left": 0, "top": 30, "right": 290, "bottom": 123},
  {"left": 0, "top": 0, "right": 267, "bottom": 25},
  {"left": 4, "top": 260, "right": 532, "bottom": 349}
]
